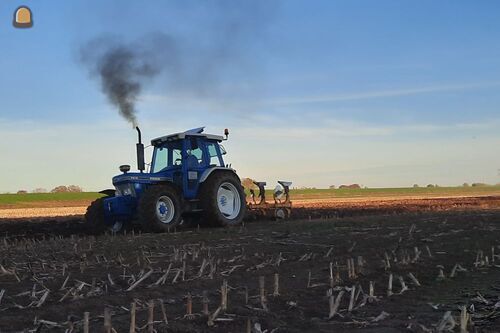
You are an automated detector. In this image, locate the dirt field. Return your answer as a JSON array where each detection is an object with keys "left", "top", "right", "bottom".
[
  {"left": 291, "top": 195, "right": 500, "bottom": 218},
  {"left": 1, "top": 194, "right": 500, "bottom": 219},
  {"left": 1, "top": 199, "right": 500, "bottom": 332}
]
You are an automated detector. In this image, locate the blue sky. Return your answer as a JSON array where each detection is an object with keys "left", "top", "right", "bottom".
[{"left": 1, "top": 0, "right": 499, "bottom": 192}]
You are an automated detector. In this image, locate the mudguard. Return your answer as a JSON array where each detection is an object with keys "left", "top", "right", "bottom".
[
  {"left": 199, "top": 167, "right": 238, "bottom": 183},
  {"left": 99, "top": 189, "right": 116, "bottom": 197}
]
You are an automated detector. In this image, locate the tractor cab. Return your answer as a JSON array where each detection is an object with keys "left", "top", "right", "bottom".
[{"left": 148, "top": 127, "right": 227, "bottom": 199}]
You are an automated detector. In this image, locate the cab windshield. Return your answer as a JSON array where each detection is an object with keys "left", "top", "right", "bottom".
[{"left": 151, "top": 141, "right": 183, "bottom": 173}]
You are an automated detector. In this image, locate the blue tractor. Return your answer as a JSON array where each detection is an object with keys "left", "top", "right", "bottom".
[{"left": 85, "top": 127, "right": 247, "bottom": 232}]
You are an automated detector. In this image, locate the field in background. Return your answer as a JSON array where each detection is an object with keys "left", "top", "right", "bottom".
[
  {"left": 2, "top": 186, "right": 500, "bottom": 209},
  {"left": 286, "top": 185, "right": 500, "bottom": 200},
  {"left": 0, "top": 192, "right": 103, "bottom": 209}
]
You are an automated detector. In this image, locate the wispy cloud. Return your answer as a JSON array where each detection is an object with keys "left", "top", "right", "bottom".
[
  {"left": 266, "top": 81, "right": 500, "bottom": 106},
  {"left": 233, "top": 118, "right": 500, "bottom": 140}
]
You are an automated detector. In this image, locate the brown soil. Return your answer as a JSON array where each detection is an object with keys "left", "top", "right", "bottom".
[
  {"left": 0, "top": 207, "right": 87, "bottom": 219},
  {"left": 292, "top": 195, "right": 500, "bottom": 219},
  {"left": 2, "top": 195, "right": 500, "bottom": 219},
  {"left": 0, "top": 199, "right": 95, "bottom": 210},
  {"left": 0, "top": 199, "right": 499, "bottom": 332}
]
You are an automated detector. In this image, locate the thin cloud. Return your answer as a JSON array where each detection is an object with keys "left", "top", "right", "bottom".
[
  {"left": 267, "top": 81, "right": 500, "bottom": 106},
  {"left": 234, "top": 119, "right": 500, "bottom": 140}
]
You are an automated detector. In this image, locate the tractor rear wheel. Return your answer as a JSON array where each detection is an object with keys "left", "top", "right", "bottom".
[
  {"left": 138, "top": 184, "right": 183, "bottom": 232},
  {"left": 85, "top": 198, "right": 107, "bottom": 233},
  {"left": 200, "top": 172, "right": 246, "bottom": 227}
]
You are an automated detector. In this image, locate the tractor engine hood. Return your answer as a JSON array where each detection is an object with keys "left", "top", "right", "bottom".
[
  {"left": 112, "top": 173, "right": 171, "bottom": 197},
  {"left": 112, "top": 173, "right": 171, "bottom": 186}
]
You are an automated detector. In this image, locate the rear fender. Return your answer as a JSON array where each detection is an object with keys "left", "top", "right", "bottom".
[
  {"left": 199, "top": 167, "right": 238, "bottom": 183},
  {"left": 99, "top": 189, "right": 116, "bottom": 197}
]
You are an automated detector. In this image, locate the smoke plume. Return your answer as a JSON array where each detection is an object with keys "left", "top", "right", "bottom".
[
  {"left": 80, "top": 1, "right": 276, "bottom": 126},
  {"left": 80, "top": 34, "right": 177, "bottom": 127}
]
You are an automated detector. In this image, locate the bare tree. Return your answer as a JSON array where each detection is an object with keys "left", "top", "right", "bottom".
[
  {"left": 241, "top": 178, "right": 258, "bottom": 190},
  {"left": 51, "top": 186, "right": 69, "bottom": 193},
  {"left": 67, "top": 185, "right": 83, "bottom": 193}
]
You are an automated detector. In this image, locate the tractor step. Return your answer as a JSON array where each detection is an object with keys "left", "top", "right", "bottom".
[{"left": 186, "top": 199, "right": 202, "bottom": 213}]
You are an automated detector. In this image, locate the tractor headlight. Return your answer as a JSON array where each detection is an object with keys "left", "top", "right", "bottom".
[
  {"left": 122, "top": 185, "right": 134, "bottom": 196},
  {"left": 115, "top": 187, "right": 122, "bottom": 196},
  {"left": 115, "top": 183, "right": 136, "bottom": 197}
]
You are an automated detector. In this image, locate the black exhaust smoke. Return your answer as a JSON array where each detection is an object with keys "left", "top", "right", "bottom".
[
  {"left": 79, "top": 35, "right": 175, "bottom": 127},
  {"left": 79, "top": 1, "right": 277, "bottom": 127},
  {"left": 93, "top": 47, "right": 153, "bottom": 128}
]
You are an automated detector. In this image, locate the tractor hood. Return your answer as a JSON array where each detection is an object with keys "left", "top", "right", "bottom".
[
  {"left": 112, "top": 172, "right": 171, "bottom": 186},
  {"left": 112, "top": 172, "right": 172, "bottom": 197}
]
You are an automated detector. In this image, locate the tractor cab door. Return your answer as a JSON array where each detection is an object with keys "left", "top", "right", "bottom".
[{"left": 182, "top": 137, "right": 207, "bottom": 199}]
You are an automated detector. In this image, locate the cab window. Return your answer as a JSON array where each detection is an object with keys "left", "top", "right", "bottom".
[
  {"left": 152, "top": 141, "right": 182, "bottom": 172},
  {"left": 206, "top": 142, "right": 221, "bottom": 166},
  {"left": 186, "top": 137, "right": 205, "bottom": 168}
]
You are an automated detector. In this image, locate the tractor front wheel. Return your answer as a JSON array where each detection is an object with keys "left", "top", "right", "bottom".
[
  {"left": 138, "top": 184, "right": 183, "bottom": 232},
  {"left": 85, "top": 198, "right": 107, "bottom": 233},
  {"left": 85, "top": 198, "right": 129, "bottom": 234},
  {"left": 200, "top": 172, "right": 246, "bottom": 227}
]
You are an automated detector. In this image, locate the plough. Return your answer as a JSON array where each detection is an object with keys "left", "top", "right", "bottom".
[{"left": 247, "top": 181, "right": 292, "bottom": 220}]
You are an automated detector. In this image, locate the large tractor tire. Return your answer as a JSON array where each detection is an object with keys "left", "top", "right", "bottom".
[
  {"left": 85, "top": 198, "right": 107, "bottom": 233},
  {"left": 200, "top": 171, "right": 247, "bottom": 227},
  {"left": 138, "top": 184, "right": 183, "bottom": 232},
  {"left": 85, "top": 197, "right": 128, "bottom": 234}
]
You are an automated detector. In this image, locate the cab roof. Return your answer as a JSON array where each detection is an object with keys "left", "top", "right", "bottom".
[{"left": 151, "top": 127, "right": 224, "bottom": 146}]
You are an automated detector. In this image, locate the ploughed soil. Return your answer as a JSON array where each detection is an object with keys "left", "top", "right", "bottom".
[
  {"left": 2, "top": 194, "right": 500, "bottom": 219},
  {"left": 0, "top": 198, "right": 500, "bottom": 332}
]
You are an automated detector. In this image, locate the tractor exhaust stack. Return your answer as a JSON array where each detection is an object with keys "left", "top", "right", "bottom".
[{"left": 136, "top": 126, "right": 145, "bottom": 173}]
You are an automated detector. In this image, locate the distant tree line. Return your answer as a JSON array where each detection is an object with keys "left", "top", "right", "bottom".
[
  {"left": 16, "top": 185, "right": 83, "bottom": 194},
  {"left": 411, "top": 183, "right": 492, "bottom": 188},
  {"left": 329, "top": 184, "right": 364, "bottom": 189}
]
